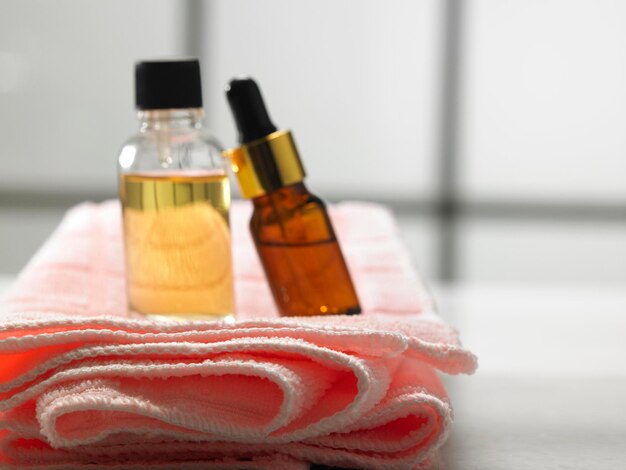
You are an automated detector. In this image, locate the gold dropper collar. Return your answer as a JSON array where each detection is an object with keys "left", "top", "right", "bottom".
[{"left": 223, "top": 129, "right": 306, "bottom": 199}]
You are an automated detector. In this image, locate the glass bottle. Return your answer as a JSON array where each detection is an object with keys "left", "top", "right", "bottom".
[
  {"left": 224, "top": 77, "right": 361, "bottom": 317},
  {"left": 117, "top": 59, "right": 234, "bottom": 320}
]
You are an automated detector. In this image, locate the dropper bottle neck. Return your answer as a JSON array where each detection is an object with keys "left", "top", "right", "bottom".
[
  {"left": 252, "top": 182, "right": 310, "bottom": 209},
  {"left": 137, "top": 108, "right": 204, "bottom": 132}
]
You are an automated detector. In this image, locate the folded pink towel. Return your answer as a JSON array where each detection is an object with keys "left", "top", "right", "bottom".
[{"left": 0, "top": 200, "right": 476, "bottom": 470}]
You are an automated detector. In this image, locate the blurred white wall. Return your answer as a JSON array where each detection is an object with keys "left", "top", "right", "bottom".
[
  {"left": 460, "top": 0, "right": 626, "bottom": 204},
  {"left": 0, "top": 0, "right": 185, "bottom": 194},
  {"left": 459, "top": 218, "right": 626, "bottom": 283},
  {"left": 457, "top": 0, "right": 626, "bottom": 282},
  {"left": 0, "top": 0, "right": 185, "bottom": 271},
  {"left": 202, "top": 0, "right": 442, "bottom": 201}
]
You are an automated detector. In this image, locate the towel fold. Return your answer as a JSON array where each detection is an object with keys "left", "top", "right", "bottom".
[{"left": 0, "top": 200, "right": 476, "bottom": 469}]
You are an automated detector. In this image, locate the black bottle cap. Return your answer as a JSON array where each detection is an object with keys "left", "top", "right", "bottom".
[
  {"left": 135, "top": 58, "right": 202, "bottom": 110},
  {"left": 225, "top": 77, "right": 278, "bottom": 143}
]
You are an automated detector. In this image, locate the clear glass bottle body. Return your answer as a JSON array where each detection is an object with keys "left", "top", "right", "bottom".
[{"left": 118, "top": 109, "right": 235, "bottom": 320}]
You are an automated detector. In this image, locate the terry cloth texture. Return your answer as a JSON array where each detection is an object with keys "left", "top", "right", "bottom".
[{"left": 0, "top": 200, "right": 477, "bottom": 469}]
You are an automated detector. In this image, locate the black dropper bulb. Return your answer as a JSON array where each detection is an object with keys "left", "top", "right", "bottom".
[{"left": 225, "top": 77, "right": 278, "bottom": 144}]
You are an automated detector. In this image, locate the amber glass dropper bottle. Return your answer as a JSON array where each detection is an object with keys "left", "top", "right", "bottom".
[{"left": 224, "top": 77, "right": 361, "bottom": 317}]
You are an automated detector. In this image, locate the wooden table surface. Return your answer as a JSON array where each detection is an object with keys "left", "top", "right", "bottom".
[{"left": 2, "top": 277, "right": 625, "bottom": 469}]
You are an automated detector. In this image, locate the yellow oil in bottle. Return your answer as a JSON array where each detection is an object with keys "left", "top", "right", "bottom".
[{"left": 120, "top": 171, "right": 234, "bottom": 320}]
